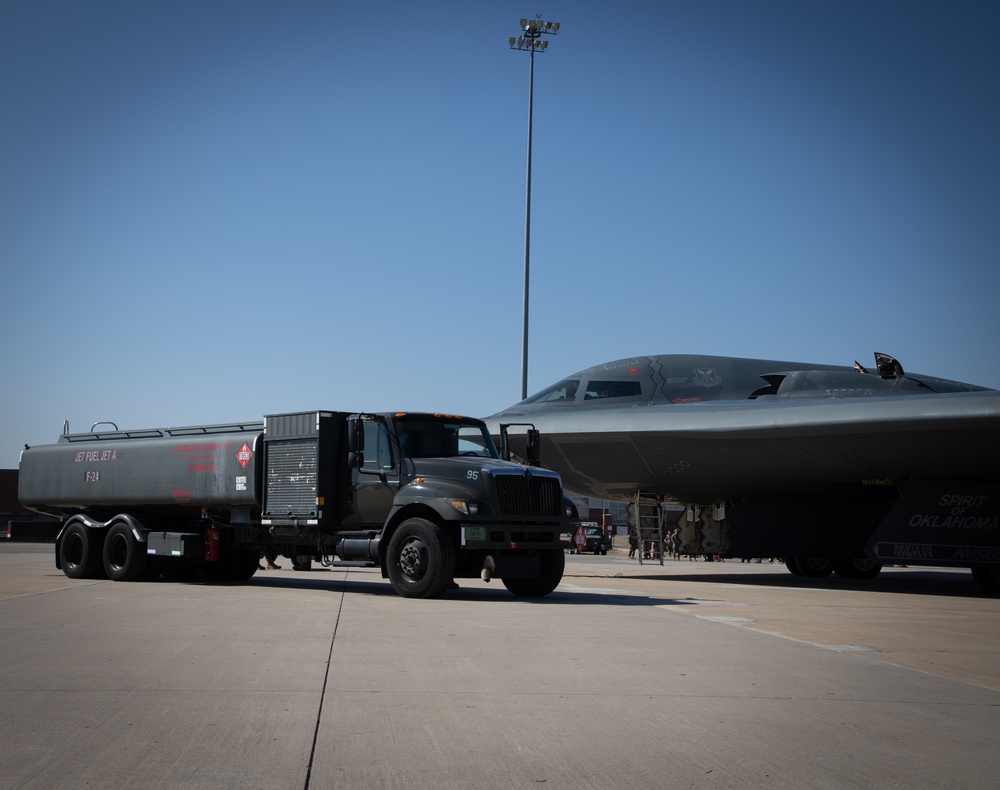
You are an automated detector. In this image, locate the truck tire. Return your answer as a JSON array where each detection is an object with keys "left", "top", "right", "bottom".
[
  {"left": 103, "top": 522, "right": 151, "bottom": 582},
  {"left": 386, "top": 518, "right": 455, "bottom": 598},
  {"left": 60, "top": 521, "right": 106, "bottom": 579},
  {"left": 502, "top": 548, "right": 565, "bottom": 598}
]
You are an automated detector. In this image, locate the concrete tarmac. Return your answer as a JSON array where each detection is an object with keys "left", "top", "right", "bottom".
[{"left": 2, "top": 543, "right": 999, "bottom": 789}]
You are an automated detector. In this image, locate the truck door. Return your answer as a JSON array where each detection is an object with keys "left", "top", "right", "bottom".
[{"left": 352, "top": 419, "right": 399, "bottom": 525}]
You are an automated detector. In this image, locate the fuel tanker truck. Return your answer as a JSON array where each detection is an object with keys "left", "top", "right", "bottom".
[{"left": 18, "top": 411, "right": 573, "bottom": 599}]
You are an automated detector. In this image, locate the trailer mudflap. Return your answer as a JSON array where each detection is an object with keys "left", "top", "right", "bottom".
[
  {"left": 866, "top": 481, "right": 1000, "bottom": 567},
  {"left": 147, "top": 532, "right": 202, "bottom": 558}
]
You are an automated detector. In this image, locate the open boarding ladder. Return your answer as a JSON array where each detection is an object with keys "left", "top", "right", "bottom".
[{"left": 628, "top": 495, "right": 665, "bottom": 566}]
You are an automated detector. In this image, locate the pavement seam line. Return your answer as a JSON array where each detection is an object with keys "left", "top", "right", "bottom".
[{"left": 303, "top": 578, "right": 347, "bottom": 789}]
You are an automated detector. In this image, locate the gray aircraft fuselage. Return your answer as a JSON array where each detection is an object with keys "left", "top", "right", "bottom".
[{"left": 486, "top": 353, "right": 1000, "bottom": 505}]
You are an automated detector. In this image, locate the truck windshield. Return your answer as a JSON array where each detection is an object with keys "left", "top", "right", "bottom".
[{"left": 395, "top": 417, "right": 499, "bottom": 459}]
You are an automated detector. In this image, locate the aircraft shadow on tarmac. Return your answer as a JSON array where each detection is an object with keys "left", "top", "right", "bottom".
[{"left": 624, "top": 568, "right": 989, "bottom": 599}]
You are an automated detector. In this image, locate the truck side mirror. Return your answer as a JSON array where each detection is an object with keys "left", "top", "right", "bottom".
[
  {"left": 526, "top": 428, "right": 540, "bottom": 462},
  {"left": 500, "top": 423, "right": 541, "bottom": 464},
  {"left": 348, "top": 417, "right": 364, "bottom": 468}
]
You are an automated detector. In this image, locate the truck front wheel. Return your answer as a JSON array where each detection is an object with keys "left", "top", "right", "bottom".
[
  {"left": 386, "top": 518, "right": 455, "bottom": 598},
  {"left": 502, "top": 548, "right": 565, "bottom": 598}
]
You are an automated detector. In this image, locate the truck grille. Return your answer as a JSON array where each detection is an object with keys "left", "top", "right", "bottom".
[{"left": 493, "top": 472, "right": 562, "bottom": 517}]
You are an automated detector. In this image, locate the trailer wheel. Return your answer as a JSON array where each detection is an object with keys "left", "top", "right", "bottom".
[
  {"left": 103, "top": 522, "right": 150, "bottom": 582},
  {"left": 142, "top": 556, "right": 165, "bottom": 582},
  {"left": 833, "top": 558, "right": 882, "bottom": 580},
  {"left": 59, "top": 521, "right": 106, "bottom": 579},
  {"left": 502, "top": 548, "right": 565, "bottom": 598},
  {"left": 232, "top": 549, "right": 260, "bottom": 580},
  {"left": 386, "top": 518, "right": 455, "bottom": 598},
  {"left": 204, "top": 548, "right": 260, "bottom": 582}
]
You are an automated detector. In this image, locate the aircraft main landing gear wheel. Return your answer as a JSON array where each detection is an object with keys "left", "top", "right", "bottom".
[
  {"left": 971, "top": 567, "right": 1000, "bottom": 594},
  {"left": 793, "top": 557, "right": 834, "bottom": 578},
  {"left": 833, "top": 558, "right": 882, "bottom": 580}
]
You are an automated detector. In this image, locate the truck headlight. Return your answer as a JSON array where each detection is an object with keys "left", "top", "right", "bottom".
[
  {"left": 449, "top": 500, "right": 480, "bottom": 516},
  {"left": 563, "top": 497, "right": 579, "bottom": 520}
]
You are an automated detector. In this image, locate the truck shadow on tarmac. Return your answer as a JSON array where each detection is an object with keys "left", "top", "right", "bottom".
[{"left": 240, "top": 574, "right": 691, "bottom": 607}]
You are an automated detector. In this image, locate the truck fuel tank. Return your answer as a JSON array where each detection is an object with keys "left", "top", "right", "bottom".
[{"left": 18, "top": 424, "right": 264, "bottom": 516}]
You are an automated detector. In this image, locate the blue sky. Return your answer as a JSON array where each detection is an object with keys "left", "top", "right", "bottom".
[{"left": 3, "top": 0, "right": 998, "bottom": 469}]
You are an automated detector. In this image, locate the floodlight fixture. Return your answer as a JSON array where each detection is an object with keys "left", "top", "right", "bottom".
[
  {"left": 508, "top": 15, "right": 560, "bottom": 401},
  {"left": 509, "top": 14, "right": 559, "bottom": 54}
]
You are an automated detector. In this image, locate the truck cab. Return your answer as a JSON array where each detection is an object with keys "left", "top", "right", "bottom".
[{"left": 339, "top": 412, "right": 571, "bottom": 597}]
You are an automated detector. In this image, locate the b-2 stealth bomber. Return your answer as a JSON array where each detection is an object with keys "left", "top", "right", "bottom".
[{"left": 488, "top": 353, "right": 1000, "bottom": 590}]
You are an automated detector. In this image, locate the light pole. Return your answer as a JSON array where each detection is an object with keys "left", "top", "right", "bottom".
[{"left": 509, "top": 17, "right": 559, "bottom": 401}]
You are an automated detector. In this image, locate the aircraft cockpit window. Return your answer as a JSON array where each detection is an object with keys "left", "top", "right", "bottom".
[
  {"left": 583, "top": 380, "right": 643, "bottom": 400},
  {"left": 522, "top": 379, "right": 580, "bottom": 404}
]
